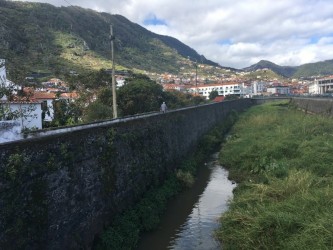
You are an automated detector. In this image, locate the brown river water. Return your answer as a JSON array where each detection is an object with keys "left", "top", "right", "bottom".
[{"left": 136, "top": 152, "right": 235, "bottom": 250}]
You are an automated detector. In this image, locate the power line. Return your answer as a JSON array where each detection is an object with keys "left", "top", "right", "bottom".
[
  {"left": 63, "top": 0, "right": 74, "bottom": 7},
  {"left": 62, "top": 0, "right": 110, "bottom": 23}
]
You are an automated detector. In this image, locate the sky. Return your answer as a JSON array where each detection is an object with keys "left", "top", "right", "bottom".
[{"left": 18, "top": 0, "right": 333, "bottom": 69}]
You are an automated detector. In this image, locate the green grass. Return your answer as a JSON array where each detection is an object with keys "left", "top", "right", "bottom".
[{"left": 216, "top": 101, "right": 333, "bottom": 249}]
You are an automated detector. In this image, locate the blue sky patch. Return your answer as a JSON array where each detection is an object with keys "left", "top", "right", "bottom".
[
  {"left": 144, "top": 15, "right": 167, "bottom": 26},
  {"left": 309, "top": 36, "right": 320, "bottom": 44},
  {"left": 217, "top": 39, "right": 232, "bottom": 45}
]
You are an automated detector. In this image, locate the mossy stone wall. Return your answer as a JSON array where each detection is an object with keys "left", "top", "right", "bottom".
[{"left": 0, "top": 99, "right": 252, "bottom": 249}]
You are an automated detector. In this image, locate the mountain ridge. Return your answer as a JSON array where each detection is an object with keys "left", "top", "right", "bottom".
[
  {"left": 1, "top": 1, "right": 333, "bottom": 79},
  {"left": 243, "top": 59, "right": 333, "bottom": 78}
]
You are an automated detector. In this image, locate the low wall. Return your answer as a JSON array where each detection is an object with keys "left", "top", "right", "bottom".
[
  {"left": 291, "top": 97, "right": 333, "bottom": 115},
  {"left": 251, "top": 97, "right": 292, "bottom": 105},
  {"left": 0, "top": 99, "right": 252, "bottom": 249},
  {"left": 0, "top": 120, "right": 22, "bottom": 143}
]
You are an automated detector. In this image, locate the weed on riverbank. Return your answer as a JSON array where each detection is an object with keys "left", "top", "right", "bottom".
[{"left": 216, "top": 101, "right": 333, "bottom": 249}]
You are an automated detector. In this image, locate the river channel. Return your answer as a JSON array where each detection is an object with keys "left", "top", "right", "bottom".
[{"left": 136, "top": 152, "right": 235, "bottom": 250}]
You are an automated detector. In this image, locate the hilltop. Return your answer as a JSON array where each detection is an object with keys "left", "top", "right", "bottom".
[{"left": 0, "top": 0, "right": 220, "bottom": 79}]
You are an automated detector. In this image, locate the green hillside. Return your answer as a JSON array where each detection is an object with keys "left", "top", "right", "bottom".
[
  {"left": 0, "top": 1, "right": 217, "bottom": 79},
  {"left": 244, "top": 59, "right": 333, "bottom": 78},
  {"left": 293, "top": 59, "right": 333, "bottom": 78},
  {"left": 244, "top": 68, "right": 284, "bottom": 81},
  {"left": 243, "top": 60, "right": 297, "bottom": 78}
]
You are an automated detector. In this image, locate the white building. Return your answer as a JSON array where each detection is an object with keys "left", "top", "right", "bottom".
[
  {"left": 32, "top": 92, "right": 56, "bottom": 122},
  {"left": 252, "top": 81, "right": 267, "bottom": 96},
  {"left": 0, "top": 59, "right": 16, "bottom": 90},
  {"left": 0, "top": 59, "right": 6, "bottom": 85},
  {"left": 0, "top": 101, "right": 42, "bottom": 130},
  {"left": 1, "top": 59, "right": 43, "bottom": 131},
  {"left": 188, "top": 83, "right": 241, "bottom": 99},
  {"left": 0, "top": 59, "right": 20, "bottom": 98},
  {"left": 240, "top": 83, "right": 252, "bottom": 97},
  {"left": 266, "top": 86, "right": 290, "bottom": 95},
  {"left": 0, "top": 59, "right": 6, "bottom": 87},
  {"left": 308, "top": 76, "right": 333, "bottom": 95},
  {"left": 308, "top": 81, "right": 318, "bottom": 95}
]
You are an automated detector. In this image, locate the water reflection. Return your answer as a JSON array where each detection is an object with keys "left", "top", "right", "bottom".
[{"left": 137, "top": 153, "right": 235, "bottom": 250}]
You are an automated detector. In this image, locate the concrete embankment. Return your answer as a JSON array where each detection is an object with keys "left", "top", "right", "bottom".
[{"left": 291, "top": 97, "right": 333, "bottom": 115}]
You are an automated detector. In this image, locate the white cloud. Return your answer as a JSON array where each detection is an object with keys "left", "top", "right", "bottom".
[{"left": 18, "top": 0, "right": 333, "bottom": 68}]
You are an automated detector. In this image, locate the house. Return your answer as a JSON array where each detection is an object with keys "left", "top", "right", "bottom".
[
  {"left": 59, "top": 91, "right": 79, "bottom": 101},
  {"left": 29, "top": 91, "right": 56, "bottom": 122},
  {"left": 163, "top": 83, "right": 186, "bottom": 92},
  {"left": 1, "top": 60, "right": 43, "bottom": 134},
  {"left": 0, "top": 100, "right": 42, "bottom": 130}
]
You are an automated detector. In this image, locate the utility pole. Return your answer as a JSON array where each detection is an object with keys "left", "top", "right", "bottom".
[
  {"left": 110, "top": 24, "right": 118, "bottom": 118},
  {"left": 195, "top": 59, "right": 198, "bottom": 90}
]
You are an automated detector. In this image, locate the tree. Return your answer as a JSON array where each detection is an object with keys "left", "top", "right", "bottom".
[
  {"left": 83, "top": 101, "right": 113, "bottom": 122},
  {"left": 65, "top": 69, "right": 113, "bottom": 91},
  {"left": 51, "top": 99, "right": 81, "bottom": 126},
  {"left": 117, "top": 75, "right": 164, "bottom": 116},
  {"left": 209, "top": 90, "right": 219, "bottom": 100},
  {"left": 224, "top": 94, "right": 240, "bottom": 101},
  {"left": 97, "top": 87, "right": 113, "bottom": 106},
  {"left": 162, "top": 91, "right": 206, "bottom": 109},
  {"left": 82, "top": 87, "right": 114, "bottom": 122}
]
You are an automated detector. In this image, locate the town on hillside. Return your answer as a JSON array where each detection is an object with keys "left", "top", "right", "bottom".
[{"left": 1, "top": 58, "right": 333, "bottom": 142}]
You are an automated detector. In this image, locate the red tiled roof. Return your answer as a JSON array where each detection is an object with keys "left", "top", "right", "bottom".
[
  {"left": 0, "top": 100, "right": 41, "bottom": 104},
  {"left": 213, "top": 96, "right": 225, "bottom": 102},
  {"left": 60, "top": 92, "right": 79, "bottom": 99},
  {"left": 33, "top": 92, "right": 56, "bottom": 99}
]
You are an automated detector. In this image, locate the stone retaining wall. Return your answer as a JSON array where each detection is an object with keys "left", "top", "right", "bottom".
[
  {"left": 291, "top": 97, "right": 333, "bottom": 115},
  {"left": 0, "top": 99, "right": 252, "bottom": 249}
]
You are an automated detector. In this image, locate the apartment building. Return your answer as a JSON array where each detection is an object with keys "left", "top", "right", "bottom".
[
  {"left": 266, "top": 86, "right": 290, "bottom": 95},
  {"left": 187, "top": 82, "right": 241, "bottom": 99},
  {"left": 308, "top": 76, "right": 333, "bottom": 95}
]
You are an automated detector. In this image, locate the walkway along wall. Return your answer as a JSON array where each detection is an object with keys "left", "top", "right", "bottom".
[{"left": 0, "top": 99, "right": 252, "bottom": 249}]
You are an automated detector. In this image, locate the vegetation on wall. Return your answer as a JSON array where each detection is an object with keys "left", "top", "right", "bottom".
[
  {"left": 216, "top": 101, "right": 333, "bottom": 249},
  {"left": 94, "top": 110, "right": 239, "bottom": 249},
  {"left": 1, "top": 151, "right": 47, "bottom": 249},
  {"left": 98, "top": 128, "right": 117, "bottom": 194},
  {"left": 0, "top": 140, "right": 79, "bottom": 249}
]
